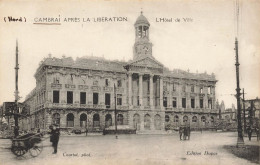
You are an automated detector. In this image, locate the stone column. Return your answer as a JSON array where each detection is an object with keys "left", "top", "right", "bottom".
[
  {"left": 139, "top": 73, "right": 143, "bottom": 106},
  {"left": 178, "top": 83, "right": 182, "bottom": 108},
  {"left": 159, "top": 76, "right": 163, "bottom": 108},
  {"left": 74, "top": 91, "right": 79, "bottom": 104},
  {"left": 140, "top": 113, "right": 144, "bottom": 131},
  {"left": 128, "top": 73, "right": 132, "bottom": 106},
  {"left": 149, "top": 74, "right": 154, "bottom": 108}
]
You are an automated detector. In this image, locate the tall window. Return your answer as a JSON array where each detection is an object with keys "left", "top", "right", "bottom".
[
  {"left": 200, "top": 99, "right": 203, "bottom": 108},
  {"left": 67, "top": 113, "right": 74, "bottom": 127},
  {"left": 93, "top": 93, "right": 99, "bottom": 105},
  {"left": 67, "top": 91, "right": 73, "bottom": 104},
  {"left": 53, "top": 91, "right": 59, "bottom": 103},
  {"left": 105, "top": 93, "right": 111, "bottom": 108},
  {"left": 117, "top": 94, "right": 122, "bottom": 105},
  {"left": 182, "top": 98, "right": 186, "bottom": 108},
  {"left": 80, "top": 92, "right": 86, "bottom": 104},
  {"left": 191, "top": 98, "right": 195, "bottom": 108},
  {"left": 172, "top": 97, "right": 177, "bottom": 108},
  {"left": 163, "top": 97, "right": 167, "bottom": 107}
]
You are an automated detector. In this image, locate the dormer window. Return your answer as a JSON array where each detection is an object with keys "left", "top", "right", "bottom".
[
  {"left": 117, "top": 80, "right": 122, "bottom": 87},
  {"left": 105, "top": 79, "right": 109, "bottom": 87},
  {"left": 200, "top": 87, "right": 203, "bottom": 94}
]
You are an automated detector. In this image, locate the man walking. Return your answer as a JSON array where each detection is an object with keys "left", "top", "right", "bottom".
[{"left": 50, "top": 124, "right": 60, "bottom": 154}]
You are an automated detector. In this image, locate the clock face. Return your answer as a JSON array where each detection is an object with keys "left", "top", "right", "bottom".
[
  {"left": 143, "top": 46, "right": 149, "bottom": 54},
  {"left": 135, "top": 44, "right": 151, "bottom": 55}
]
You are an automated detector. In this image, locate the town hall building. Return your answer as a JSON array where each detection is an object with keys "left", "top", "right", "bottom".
[{"left": 22, "top": 12, "right": 218, "bottom": 133}]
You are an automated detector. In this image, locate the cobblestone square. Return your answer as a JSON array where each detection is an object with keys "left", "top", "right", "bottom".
[{"left": 0, "top": 132, "right": 258, "bottom": 165}]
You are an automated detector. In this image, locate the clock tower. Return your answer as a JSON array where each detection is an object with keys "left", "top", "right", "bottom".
[{"left": 133, "top": 11, "right": 153, "bottom": 60}]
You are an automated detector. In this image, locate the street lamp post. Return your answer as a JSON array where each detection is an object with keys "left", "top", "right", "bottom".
[
  {"left": 114, "top": 83, "right": 118, "bottom": 138},
  {"left": 235, "top": 38, "right": 244, "bottom": 146},
  {"left": 14, "top": 40, "right": 20, "bottom": 137},
  {"left": 242, "top": 88, "right": 246, "bottom": 135}
]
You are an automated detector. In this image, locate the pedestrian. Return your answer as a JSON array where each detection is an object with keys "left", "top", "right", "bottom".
[
  {"left": 255, "top": 127, "right": 259, "bottom": 141},
  {"left": 49, "top": 124, "right": 60, "bottom": 154},
  {"left": 183, "top": 127, "right": 188, "bottom": 140},
  {"left": 187, "top": 126, "right": 191, "bottom": 140},
  {"left": 247, "top": 127, "right": 252, "bottom": 141},
  {"left": 179, "top": 127, "right": 183, "bottom": 140}
]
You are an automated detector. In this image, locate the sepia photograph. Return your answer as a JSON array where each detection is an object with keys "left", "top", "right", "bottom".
[{"left": 0, "top": 0, "right": 259, "bottom": 165}]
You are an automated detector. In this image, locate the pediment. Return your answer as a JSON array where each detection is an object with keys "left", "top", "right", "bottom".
[{"left": 128, "top": 56, "right": 163, "bottom": 68}]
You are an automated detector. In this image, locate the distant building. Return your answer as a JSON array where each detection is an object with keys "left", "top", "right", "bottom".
[
  {"left": 23, "top": 12, "right": 218, "bottom": 132},
  {"left": 242, "top": 97, "right": 260, "bottom": 128}
]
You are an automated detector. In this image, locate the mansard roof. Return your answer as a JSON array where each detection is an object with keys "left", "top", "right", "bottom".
[
  {"left": 36, "top": 56, "right": 127, "bottom": 74},
  {"left": 163, "top": 67, "right": 217, "bottom": 82},
  {"left": 36, "top": 56, "right": 216, "bottom": 81}
]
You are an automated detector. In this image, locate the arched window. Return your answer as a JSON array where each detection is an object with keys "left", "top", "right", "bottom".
[
  {"left": 133, "top": 114, "right": 140, "bottom": 130},
  {"left": 174, "top": 115, "right": 179, "bottom": 122},
  {"left": 105, "top": 114, "right": 112, "bottom": 128},
  {"left": 117, "top": 114, "right": 124, "bottom": 125},
  {"left": 93, "top": 114, "right": 100, "bottom": 127},
  {"left": 144, "top": 114, "right": 151, "bottom": 130},
  {"left": 52, "top": 113, "right": 60, "bottom": 126},
  {"left": 154, "top": 114, "right": 161, "bottom": 130},
  {"left": 201, "top": 116, "right": 206, "bottom": 123},
  {"left": 80, "top": 113, "right": 87, "bottom": 127},
  {"left": 183, "top": 116, "right": 188, "bottom": 123},
  {"left": 192, "top": 116, "right": 197, "bottom": 122},
  {"left": 210, "top": 116, "right": 214, "bottom": 123},
  {"left": 165, "top": 115, "right": 170, "bottom": 122},
  {"left": 67, "top": 113, "right": 74, "bottom": 127}
]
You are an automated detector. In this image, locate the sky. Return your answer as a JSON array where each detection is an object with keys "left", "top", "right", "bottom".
[{"left": 0, "top": 0, "right": 259, "bottom": 108}]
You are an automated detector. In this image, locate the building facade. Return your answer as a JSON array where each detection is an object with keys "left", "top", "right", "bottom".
[{"left": 23, "top": 13, "right": 218, "bottom": 132}]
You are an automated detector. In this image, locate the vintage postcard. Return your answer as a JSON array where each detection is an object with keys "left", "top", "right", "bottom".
[{"left": 0, "top": 0, "right": 259, "bottom": 165}]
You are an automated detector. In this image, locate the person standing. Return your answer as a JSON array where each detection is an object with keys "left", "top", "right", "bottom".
[
  {"left": 187, "top": 126, "right": 191, "bottom": 140},
  {"left": 256, "top": 127, "right": 259, "bottom": 141},
  {"left": 86, "top": 128, "right": 88, "bottom": 136},
  {"left": 179, "top": 127, "right": 183, "bottom": 140},
  {"left": 183, "top": 127, "right": 187, "bottom": 140},
  {"left": 50, "top": 124, "right": 60, "bottom": 154}
]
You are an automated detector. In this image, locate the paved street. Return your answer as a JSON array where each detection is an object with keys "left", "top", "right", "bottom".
[{"left": 0, "top": 131, "right": 258, "bottom": 165}]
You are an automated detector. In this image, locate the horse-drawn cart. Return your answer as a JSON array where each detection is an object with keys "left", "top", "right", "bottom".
[{"left": 11, "top": 133, "right": 44, "bottom": 157}]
